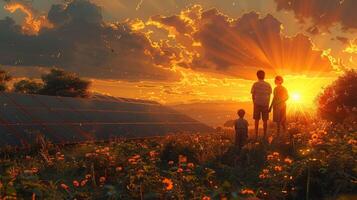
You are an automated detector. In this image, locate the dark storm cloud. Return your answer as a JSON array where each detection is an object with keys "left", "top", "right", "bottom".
[
  {"left": 150, "top": 6, "right": 334, "bottom": 79},
  {"left": 275, "top": 0, "right": 357, "bottom": 30},
  {"left": 0, "top": 0, "right": 179, "bottom": 81}
]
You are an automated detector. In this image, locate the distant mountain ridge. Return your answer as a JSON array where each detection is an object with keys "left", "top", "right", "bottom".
[{"left": 171, "top": 101, "right": 253, "bottom": 127}]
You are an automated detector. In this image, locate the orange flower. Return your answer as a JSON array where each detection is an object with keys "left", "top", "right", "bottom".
[
  {"left": 202, "top": 196, "right": 211, "bottom": 200},
  {"left": 81, "top": 179, "right": 88, "bottom": 187},
  {"left": 284, "top": 158, "right": 293, "bottom": 164},
  {"left": 73, "top": 180, "right": 79, "bottom": 187},
  {"left": 274, "top": 166, "right": 283, "bottom": 172},
  {"left": 259, "top": 174, "right": 266, "bottom": 179},
  {"left": 31, "top": 167, "right": 38, "bottom": 173},
  {"left": 149, "top": 151, "right": 157, "bottom": 157},
  {"left": 240, "top": 189, "right": 254, "bottom": 195},
  {"left": 60, "top": 183, "right": 69, "bottom": 190},
  {"left": 99, "top": 176, "right": 106, "bottom": 184},
  {"left": 179, "top": 155, "right": 187, "bottom": 163},
  {"left": 187, "top": 163, "right": 194, "bottom": 168},
  {"left": 162, "top": 178, "right": 173, "bottom": 190},
  {"left": 272, "top": 152, "right": 280, "bottom": 157},
  {"left": 311, "top": 134, "right": 318, "bottom": 140}
]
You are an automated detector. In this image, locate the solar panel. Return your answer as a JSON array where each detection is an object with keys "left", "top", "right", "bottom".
[{"left": 0, "top": 93, "right": 213, "bottom": 146}]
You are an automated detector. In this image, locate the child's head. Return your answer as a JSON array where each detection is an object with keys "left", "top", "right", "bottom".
[
  {"left": 256, "top": 70, "right": 265, "bottom": 80},
  {"left": 275, "top": 75, "right": 284, "bottom": 85},
  {"left": 237, "top": 109, "right": 245, "bottom": 118}
]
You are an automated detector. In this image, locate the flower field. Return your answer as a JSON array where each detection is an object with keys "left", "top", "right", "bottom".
[{"left": 0, "top": 120, "right": 356, "bottom": 200}]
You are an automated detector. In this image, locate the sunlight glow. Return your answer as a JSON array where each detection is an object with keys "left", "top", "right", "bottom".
[{"left": 291, "top": 92, "right": 301, "bottom": 102}]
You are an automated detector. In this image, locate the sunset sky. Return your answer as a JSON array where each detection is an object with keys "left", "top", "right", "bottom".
[{"left": 0, "top": 0, "right": 356, "bottom": 107}]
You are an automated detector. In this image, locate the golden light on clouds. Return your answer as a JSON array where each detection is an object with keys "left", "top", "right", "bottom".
[{"left": 4, "top": 2, "right": 53, "bottom": 35}]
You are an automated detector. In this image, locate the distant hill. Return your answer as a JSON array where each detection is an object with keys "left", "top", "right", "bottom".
[{"left": 170, "top": 101, "right": 253, "bottom": 127}]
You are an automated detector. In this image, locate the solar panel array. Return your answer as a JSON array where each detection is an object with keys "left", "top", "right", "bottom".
[{"left": 0, "top": 93, "right": 213, "bottom": 146}]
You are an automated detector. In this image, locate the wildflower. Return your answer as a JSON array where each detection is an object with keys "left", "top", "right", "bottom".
[
  {"left": 80, "top": 180, "right": 88, "bottom": 187},
  {"left": 73, "top": 180, "right": 79, "bottom": 187},
  {"left": 168, "top": 160, "right": 174, "bottom": 165},
  {"left": 116, "top": 166, "right": 123, "bottom": 172},
  {"left": 99, "top": 176, "right": 106, "bottom": 184},
  {"left": 274, "top": 166, "right": 283, "bottom": 172},
  {"left": 187, "top": 163, "right": 194, "bottom": 168},
  {"left": 177, "top": 168, "right": 183, "bottom": 173},
  {"left": 311, "top": 134, "right": 318, "bottom": 140},
  {"left": 60, "top": 183, "right": 69, "bottom": 190},
  {"left": 162, "top": 178, "right": 173, "bottom": 190},
  {"left": 348, "top": 139, "right": 356, "bottom": 145},
  {"left": 202, "top": 196, "right": 211, "bottom": 200},
  {"left": 272, "top": 152, "right": 280, "bottom": 157},
  {"left": 85, "top": 174, "right": 91, "bottom": 179},
  {"left": 179, "top": 155, "right": 187, "bottom": 163},
  {"left": 31, "top": 167, "right": 38, "bottom": 174},
  {"left": 267, "top": 155, "right": 274, "bottom": 160},
  {"left": 240, "top": 189, "right": 254, "bottom": 195},
  {"left": 149, "top": 151, "right": 157, "bottom": 157},
  {"left": 284, "top": 158, "right": 293, "bottom": 164},
  {"left": 259, "top": 174, "right": 266, "bottom": 179}
]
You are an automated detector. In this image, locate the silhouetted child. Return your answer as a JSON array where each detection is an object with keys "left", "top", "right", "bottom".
[{"left": 234, "top": 109, "right": 249, "bottom": 151}]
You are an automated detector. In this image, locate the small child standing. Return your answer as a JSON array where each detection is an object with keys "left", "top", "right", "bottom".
[{"left": 234, "top": 109, "right": 249, "bottom": 151}]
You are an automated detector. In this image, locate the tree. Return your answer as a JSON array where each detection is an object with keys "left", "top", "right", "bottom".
[
  {"left": 317, "top": 70, "right": 357, "bottom": 123},
  {"left": 13, "top": 79, "right": 43, "bottom": 94},
  {"left": 0, "top": 69, "right": 12, "bottom": 92},
  {"left": 40, "top": 69, "right": 91, "bottom": 98}
]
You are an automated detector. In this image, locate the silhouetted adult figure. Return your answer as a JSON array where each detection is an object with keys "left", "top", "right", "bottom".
[
  {"left": 251, "top": 70, "right": 272, "bottom": 140},
  {"left": 269, "top": 76, "right": 289, "bottom": 137}
]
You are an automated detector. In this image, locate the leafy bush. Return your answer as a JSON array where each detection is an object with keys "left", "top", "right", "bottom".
[
  {"left": 39, "top": 69, "right": 91, "bottom": 97},
  {"left": 318, "top": 70, "right": 357, "bottom": 123},
  {"left": 0, "top": 69, "right": 12, "bottom": 92},
  {"left": 13, "top": 79, "right": 43, "bottom": 94},
  {"left": 0, "top": 121, "right": 356, "bottom": 199}
]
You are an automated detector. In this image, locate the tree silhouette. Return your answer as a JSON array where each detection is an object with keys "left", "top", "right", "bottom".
[
  {"left": 0, "top": 69, "right": 12, "bottom": 92},
  {"left": 13, "top": 79, "right": 43, "bottom": 94},
  {"left": 40, "top": 69, "right": 91, "bottom": 98},
  {"left": 317, "top": 70, "right": 357, "bottom": 123}
]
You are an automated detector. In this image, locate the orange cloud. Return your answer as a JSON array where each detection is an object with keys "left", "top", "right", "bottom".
[
  {"left": 4, "top": 2, "right": 53, "bottom": 35},
  {"left": 275, "top": 0, "right": 357, "bottom": 30},
  {"left": 148, "top": 6, "right": 334, "bottom": 79}
]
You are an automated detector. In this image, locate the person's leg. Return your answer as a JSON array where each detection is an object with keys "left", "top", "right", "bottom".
[
  {"left": 254, "top": 120, "right": 259, "bottom": 140},
  {"left": 282, "top": 121, "right": 286, "bottom": 134},
  {"left": 262, "top": 105, "right": 269, "bottom": 139},
  {"left": 276, "top": 122, "right": 281, "bottom": 137},
  {"left": 263, "top": 120, "right": 268, "bottom": 139}
]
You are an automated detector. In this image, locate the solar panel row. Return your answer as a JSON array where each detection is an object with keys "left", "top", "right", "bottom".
[{"left": 0, "top": 93, "right": 213, "bottom": 146}]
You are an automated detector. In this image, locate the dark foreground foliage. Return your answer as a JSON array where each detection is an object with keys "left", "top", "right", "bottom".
[{"left": 0, "top": 121, "right": 356, "bottom": 200}]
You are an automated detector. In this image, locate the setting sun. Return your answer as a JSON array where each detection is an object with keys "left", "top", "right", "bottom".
[{"left": 291, "top": 92, "right": 302, "bottom": 102}]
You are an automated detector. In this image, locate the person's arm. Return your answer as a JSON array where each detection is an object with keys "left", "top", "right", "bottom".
[
  {"left": 269, "top": 88, "right": 276, "bottom": 112},
  {"left": 284, "top": 88, "right": 289, "bottom": 102},
  {"left": 251, "top": 84, "right": 255, "bottom": 103}
]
